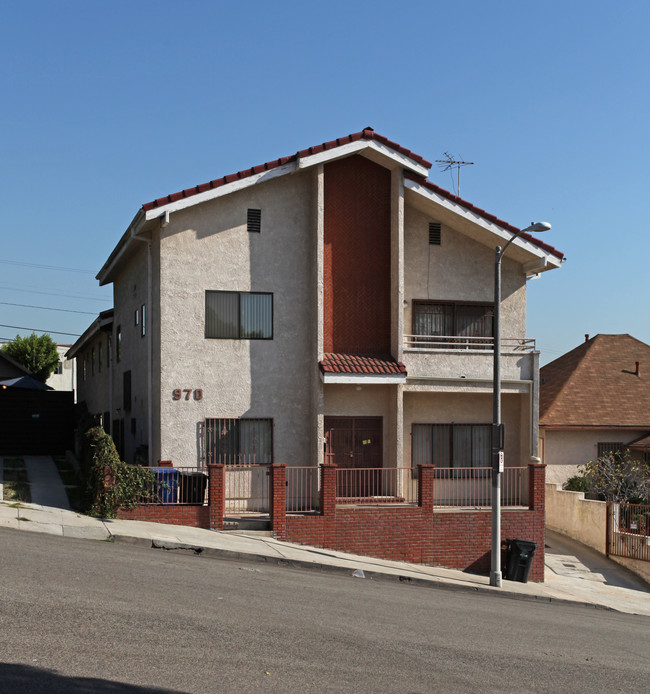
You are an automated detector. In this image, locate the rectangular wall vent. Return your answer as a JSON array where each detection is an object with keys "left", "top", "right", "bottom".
[
  {"left": 247, "top": 208, "right": 261, "bottom": 233},
  {"left": 429, "top": 222, "right": 441, "bottom": 245}
]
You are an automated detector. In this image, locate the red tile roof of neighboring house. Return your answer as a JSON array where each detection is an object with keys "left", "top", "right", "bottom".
[
  {"left": 320, "top": 353, "right": 407, "bottom": 376},
  {"left": 142, "top": 127, "right": 431, "bottom": 212},
  {"left": 404, "top": 172, "right": 564, "bottom": 260},
  {"left": 540, "top": 334, "right": 650, "bottom": 428}
]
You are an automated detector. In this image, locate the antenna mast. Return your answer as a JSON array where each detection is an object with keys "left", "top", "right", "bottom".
[{"left": 435, "top": 152, "right": 474, "bottom": 196}]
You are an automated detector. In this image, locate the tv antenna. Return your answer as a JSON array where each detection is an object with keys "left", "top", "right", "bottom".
[{"left": 435, "top": 152, "right": 474, "bottom": 196}]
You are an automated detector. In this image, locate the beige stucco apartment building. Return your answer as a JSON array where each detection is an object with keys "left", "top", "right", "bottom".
[{"left": 69, "top": 128, "right": 563, "bottom": 482}]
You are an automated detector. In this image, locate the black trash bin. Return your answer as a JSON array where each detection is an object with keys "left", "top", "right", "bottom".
[{"left": 505, "top": 539, "right": 537, "bottom": 583}]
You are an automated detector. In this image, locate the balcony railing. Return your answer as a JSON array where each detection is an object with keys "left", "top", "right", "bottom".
[{"left": 403, "top": 335, "right": 535, "bottom": 352}]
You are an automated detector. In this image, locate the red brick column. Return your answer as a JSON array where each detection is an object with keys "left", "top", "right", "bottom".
[
  {"left": 418, "top": 464, "right": 435, "bottom": 564},
  {"left": 320, "top": 463, "right": 337, "bottom": 516},
  {"left": 208, "top": 464, "right": 225, "bottom": 530},
  {"left": 528, "top": 462, "right": 546, "bottom": 512},
  {"left": 270, "top": 463, "right": 287, "bottom": 541},
  {"left": 418, "top": 465, "right": 435, "bottom": 513}
]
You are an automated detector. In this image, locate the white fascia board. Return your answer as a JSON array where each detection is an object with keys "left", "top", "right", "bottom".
[
  {"left": 143, "top": 162, "right": 298, "bottom": 221},
  {"left": 405, "top": 178, "right": 561, "bottom": 270},
  {"left": 298, "top": 140, "right": 429, "bottom": 178},
  {"left": 320, "top": 372, "right": 407, "bottom": 385}
]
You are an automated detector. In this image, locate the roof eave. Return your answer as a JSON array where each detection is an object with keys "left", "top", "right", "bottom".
[
  {"left": 96, "top": 209, "right": 146, "bottom": 286},
  {"left": 405, "top": 177, "right": 564, "bottom": 271},
  {"left": 66, "top": 311, "right": 114, "bottom": 359}
]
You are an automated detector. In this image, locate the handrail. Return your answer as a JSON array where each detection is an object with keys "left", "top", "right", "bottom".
[{"left": 403, "top": 335, "right": 535, "bottom": 352}]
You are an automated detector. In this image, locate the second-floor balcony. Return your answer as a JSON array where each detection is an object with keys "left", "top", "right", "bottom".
[{"left": 403, "top": 334, "right": 537, "bottom": 382}]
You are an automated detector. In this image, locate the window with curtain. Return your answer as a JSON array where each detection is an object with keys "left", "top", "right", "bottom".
[
  {"left": 412, "top": 301, "right": 493, "bottom": 347},
  {"left": 205, "top": 291, "right": 272, "bottom": 339},
  {"left": 205, "top": 418, "right": 273, "bottom": 465},
  {"left": 412, "top": 423, "right": 491, "bottom": 471}
]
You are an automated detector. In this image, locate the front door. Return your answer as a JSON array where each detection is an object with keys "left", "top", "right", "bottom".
[{"left": 324, "top": 417, "right": 382, "bottom": 497}]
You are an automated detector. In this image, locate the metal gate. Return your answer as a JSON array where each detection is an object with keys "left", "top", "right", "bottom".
[
  {"left": 224, "top": 464, "right": 270, "bottom": 514},
  {"left": 607, "top": 501, "right": 650, "bottom": 562}
]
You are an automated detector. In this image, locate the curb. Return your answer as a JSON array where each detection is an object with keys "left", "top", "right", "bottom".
[{"left": 114, "top": 534, "right": 615, "bottom": 613}]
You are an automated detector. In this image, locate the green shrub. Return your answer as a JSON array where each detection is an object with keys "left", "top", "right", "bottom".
[
  {"left": 84, "top": 426, "right": 155, "bottom": 518},
  {"left": 564, "top": 475, "right": 590, "bottom": 493}
]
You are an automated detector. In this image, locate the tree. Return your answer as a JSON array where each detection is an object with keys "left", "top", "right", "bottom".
[
  {"left": 579, "top": 450, "right": 650, "bottom": 503},
  {"left": 1, "top": 332, "right": 60, "bottom": 383}
]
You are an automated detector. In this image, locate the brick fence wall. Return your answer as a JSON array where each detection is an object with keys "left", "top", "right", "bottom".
[
  {"left": 281, "top": 463, "right": 546, "bottom": 582},
  {"left": 115, "top": 462, "right": 546, "bottom": 582},
  {"left": 116, "top": 463, "right": 224, "bottom": 530}
]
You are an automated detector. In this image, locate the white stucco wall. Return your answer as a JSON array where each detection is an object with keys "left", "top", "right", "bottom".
[
  {"left": 545, "top": 483, "right": 607, "bottom": 553},
  {"left": 111, "top": 245, "right": 150, "bottom": 463},
  {"left": 403, "top": 204, "right": 526, "bottom": 338},
  {"left": 46, "top": 345, "right": 76, "bottom": 394},
  {"left": 541, "top": 428, "right": 646, "bottom": 484},
  {"left": 157, "top": 170, "right": 314, "bottom": 467}
]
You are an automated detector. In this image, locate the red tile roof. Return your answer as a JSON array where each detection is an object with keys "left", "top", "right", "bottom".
[
  {"left": 141, "top": 127, "right": 564, "bottom": 261},
  {"left": 320, "top": 353, "right": 407, "bottom": 376},
  {"left": 142, "top": 127, "right": 431, "bottom": 212},
  {"left": 404, "top": 172, "right": 564, "bottom": 260},
  {"left": 540, "top": 334, "right": 650, "bottom": 428}
]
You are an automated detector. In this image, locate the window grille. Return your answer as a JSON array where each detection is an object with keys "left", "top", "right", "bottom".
[
  {"left": 597, "top": 442, "right": 624, "bottom": 458},
  {"left": 205, "top": 417, "right": 273, "bottom": 465}
]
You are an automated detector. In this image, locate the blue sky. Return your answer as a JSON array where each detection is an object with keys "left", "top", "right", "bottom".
[{"left": 1, "top": 1, "right": 648, "bottom": 364}]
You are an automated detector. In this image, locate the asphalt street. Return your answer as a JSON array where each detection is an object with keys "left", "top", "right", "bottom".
[{"left": 1, "top": 528, "right": 649, "bottom": 693}]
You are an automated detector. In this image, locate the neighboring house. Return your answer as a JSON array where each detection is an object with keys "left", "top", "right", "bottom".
[
  {"left": 67, "top": 310, "right": 113, "bottom": 431},
  {"left": 539, "top": 333, "right": 650, "bottom": 484},
  {"left": 45, "top": 344, "right": 77, "bottom": 395},
  {"left": 69, "top": 126, "right": 562, "bottom": 479},
  {"left": 0, "top": 350, "right": 32, "bottom": 381},
  {"left": 0, "top": 349, "right": 74, "bottom": 454}
]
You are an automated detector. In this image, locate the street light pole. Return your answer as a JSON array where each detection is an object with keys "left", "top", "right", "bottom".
[{"left": 490, "top": 221, "right": 551, "bottom": 589}]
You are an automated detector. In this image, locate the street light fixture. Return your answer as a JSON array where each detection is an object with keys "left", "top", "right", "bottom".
[{"left": 490, "top": 221, "right": 551, "bottom": 588}]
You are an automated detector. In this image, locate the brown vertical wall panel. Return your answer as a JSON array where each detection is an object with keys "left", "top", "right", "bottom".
[{"left": 323, "top": 155, "right": 391, "bottom": 355}]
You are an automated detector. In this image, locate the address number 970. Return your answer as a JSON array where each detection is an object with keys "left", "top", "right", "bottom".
[{"left": 172, "top": 388, "right": 203, "bottom": 401}]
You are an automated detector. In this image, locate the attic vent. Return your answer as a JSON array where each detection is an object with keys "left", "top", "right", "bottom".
[
  {"left": 247, "top": 208, "right": 261, "bottom": 233},
  {"left": 429, "top": 222, "right": 441, "bottom": 245}
]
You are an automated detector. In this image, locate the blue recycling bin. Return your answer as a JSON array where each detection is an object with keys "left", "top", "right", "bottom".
[{"left": 152, "top": 467, "right": 179, "bottom": 503}]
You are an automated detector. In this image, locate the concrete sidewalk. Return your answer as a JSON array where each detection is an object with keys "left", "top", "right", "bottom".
[{"left": 1, "top": 455, "right": 649, "bottom": 616}]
